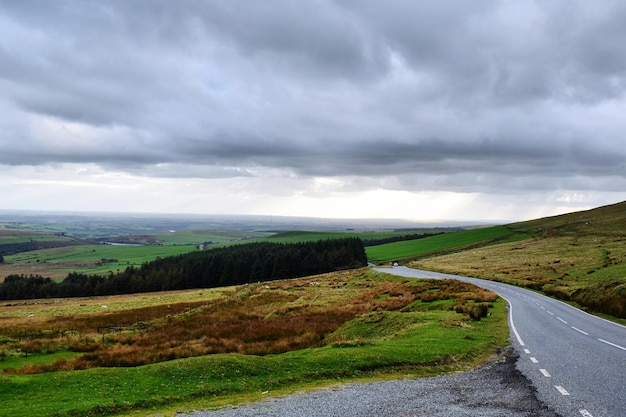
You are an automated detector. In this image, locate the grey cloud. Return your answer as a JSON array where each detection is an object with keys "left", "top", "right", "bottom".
[
  {"left": 0, "top": 0, "right": 625, "bottom": 195},
  {"left": 193, "top": 1, "right": 389, "bottom": 80}
]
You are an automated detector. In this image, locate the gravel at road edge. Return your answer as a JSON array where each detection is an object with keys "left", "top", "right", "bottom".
[{"left": 178, "top": 347, "right": 562, "bottom": 417}]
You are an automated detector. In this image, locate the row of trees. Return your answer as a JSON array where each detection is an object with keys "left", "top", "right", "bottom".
[
  {"left": 0, "top": 240, "right": 79, "bottom": 256},
  {"left": 0, "top": 238, "right": 368, "bottom": 300},
  {"left": 361, "top": 232, "right": 442, "bottom": 247}
]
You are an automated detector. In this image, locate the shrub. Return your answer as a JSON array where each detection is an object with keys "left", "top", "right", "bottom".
[{"left": 467, "top": 304, "right": 490, "bottom": 321}]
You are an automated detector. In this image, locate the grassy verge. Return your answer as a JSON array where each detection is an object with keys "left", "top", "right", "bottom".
[{"left": 0, "top": 270, "right": 508, "bottom": 417}]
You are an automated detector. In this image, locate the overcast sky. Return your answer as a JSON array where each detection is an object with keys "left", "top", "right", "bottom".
[{"left": 1, "top": 1, "right": 625, "bottom": 223}]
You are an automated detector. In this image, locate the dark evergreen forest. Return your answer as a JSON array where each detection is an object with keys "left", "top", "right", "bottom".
[
  {"left": 361, "top": 232, "right": 442, "bottom": 247},
  {"left": 0, "top": 238, "right": 367, "bottom": 300}
]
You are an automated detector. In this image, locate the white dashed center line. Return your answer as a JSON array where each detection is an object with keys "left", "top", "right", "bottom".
[
  {"left": 571, "top": 326, "right": 589, "bottom": 335},
  {"left": 579, "top": 409, "right": 594, "bottom": 417},
  {"left": 556, "top": 316, "right": 568, "bottom": 324},
  {"left": 598, "top": 338, "right": 626, "bottom": 351},
  {"left": 530, "top": 357, "right": 538, "bottom": 363},
  {"left": 540, "top": 369, "right": 551, "bottom": 377},
  {"left": 555, "top": 385, "right": 570, "bottom": 396}
]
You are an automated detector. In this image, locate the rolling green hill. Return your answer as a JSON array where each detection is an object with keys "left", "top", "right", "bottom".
[{"left": 364, "top": 225, "right": 526, "bottom": 264}]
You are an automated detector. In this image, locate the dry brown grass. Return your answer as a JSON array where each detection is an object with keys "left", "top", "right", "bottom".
[
  {"left": 412, "top": 235, "right": 618, "bottom": 285},
  {"left": 1, "top": 269, "right": 498, "bottom": 374},
  {"left": 0, "top": 263, "right": 71, "bottom": 282}
]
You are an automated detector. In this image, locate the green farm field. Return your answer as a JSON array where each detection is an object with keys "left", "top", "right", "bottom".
[
  {"left": 0, "top": 231, "right": 70, "bottom": 245},
  {"left": 364, "top": 225, "right": 528, "bottom": 265},
  {"left": 1, "top": 244, "right": 198, "bottom": 280}
]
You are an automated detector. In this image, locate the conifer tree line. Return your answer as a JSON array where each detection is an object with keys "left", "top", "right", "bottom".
[
  {"left": 361, "top": 232, "right": 442, "bottom": 246},
  {"left": 0, "top": 238, "right": 367, "bottom": 300}
]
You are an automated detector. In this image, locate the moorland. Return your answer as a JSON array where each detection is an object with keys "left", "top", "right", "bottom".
[{"left": 0, "top": 201, "right": 624, "bottom": 416}]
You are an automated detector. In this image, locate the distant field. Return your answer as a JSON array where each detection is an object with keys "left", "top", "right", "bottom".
[
  {"left": 1, "top": 244, "right": 199, "bottom": 280},
  {"left": 0, "top": 228, "right": 271, "bottom": 280},
  {"left": 155, "top": 229, "right": 272, "bottom": 246},
  {"left": 265, "top": 230, "right": 442, "bottom": 244},
  {"left": 365, "top": 225, "right": 526, "bottom": 264},
  {"left": 0, "top": 231, "right": 69, "bottom": 245}
]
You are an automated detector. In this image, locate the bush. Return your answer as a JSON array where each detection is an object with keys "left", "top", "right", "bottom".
[{"left": 472, "top": 305, "right": 489, "bottom": 321}]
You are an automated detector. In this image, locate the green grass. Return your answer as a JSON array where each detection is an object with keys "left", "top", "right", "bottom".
[
  {"left": 365, "top": 226, "right": 523, "bottom": 264},
  {"left": 0, "top": 235, "right": 69, "bottom": 245},
  {"left": 4, "top": 244, "right": 198, "bottom": 277},
  {"left": 0, "top": 351, "right": 80, "bottom": 372},
  {"left": 0, "top": 298, "right": 507, "bottom": 417}
]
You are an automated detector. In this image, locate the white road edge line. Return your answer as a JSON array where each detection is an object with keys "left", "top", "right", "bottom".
[
  {"left": 579, "top": 409, "right": 594, "bottom": 417},
  {"left": 499, "top": 295, "right": 525, "bottom": 346},
  {"left": 540, "top": 369, "right": 551, "bottom": 377},
  {"left": 597, "top": 338, "right": 626, "bottom": 351},
  {"left": 555, "top": 385, "right": 570, "bottom": 395},
  {"left": 571, "top": 326, "right": 589, "bottom": 335}
]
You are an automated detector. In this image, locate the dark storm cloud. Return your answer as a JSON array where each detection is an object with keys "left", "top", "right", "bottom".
[{"left": 0, "top": 0, "right": 625, "bottom": 193}]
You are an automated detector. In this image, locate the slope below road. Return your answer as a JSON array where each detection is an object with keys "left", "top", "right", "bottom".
[{"left": 376, "top": 266, "right": 626, "bottom": 417}]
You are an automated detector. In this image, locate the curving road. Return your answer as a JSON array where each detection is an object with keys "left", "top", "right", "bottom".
[{"left": 375, "top": 266, "right": 626, "bottom": 417}]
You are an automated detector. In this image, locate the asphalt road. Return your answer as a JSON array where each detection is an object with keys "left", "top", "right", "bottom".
[{"left": 375, "top": 266, "right": 626, "bottom": 417}]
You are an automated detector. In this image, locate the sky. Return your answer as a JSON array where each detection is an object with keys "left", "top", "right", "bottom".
[{"left": 1, "top": 0, "right": 625, "bottom": 223}]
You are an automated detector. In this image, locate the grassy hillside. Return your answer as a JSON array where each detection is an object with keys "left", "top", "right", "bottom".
[
  {"left": 365, "top": 225, "right": 528, "bottom": 264},
  {"left": 410, "top": 201, "right": 626, "bottom": 319},
  {"left": 0, "top": 269, "right": 506, "bottom": 417}
]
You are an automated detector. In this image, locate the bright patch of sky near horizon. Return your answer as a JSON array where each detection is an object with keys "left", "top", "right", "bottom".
[{"left": 0, "top": 1, "right": 624, "bottom": 222}]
